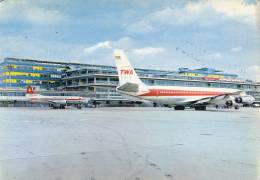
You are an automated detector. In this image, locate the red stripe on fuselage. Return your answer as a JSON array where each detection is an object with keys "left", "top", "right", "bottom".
[{"left": 142, "top": 89, "right": 225, "bottom": 96}]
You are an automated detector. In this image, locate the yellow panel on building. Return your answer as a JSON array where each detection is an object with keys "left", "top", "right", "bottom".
[
  {"left": 180, "top": 72, "right": 202, "bottom": 77},
  {"left": 6, "top": 64, "right": 17, "bottom": 69},
  {"left": 56, "top": 67, "right": 66, "bottom": 72},
  {"left": 3, "top": 79, "right": 17, "bottom": 83},
  {"left": 2, "top": 71, "right": 30, "bottom": 76},
  {"left": 30, "top": 73, "right": 40, "bottom": 77},
  {"left": 25, "top": 80, "right": 32, "bottom": 84},
  {"left": 32, "top": 66, "right": 43, "bottom": 70},
  {"left": 48, "top": 80, "right": 56, "bottom": 83},
  {"left": 207, "top": 74, "right": 224, "bottom": 79}
]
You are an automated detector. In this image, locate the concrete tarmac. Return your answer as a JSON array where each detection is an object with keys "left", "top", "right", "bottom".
[{"left": 0, "top": 107, "right": 259, "bottom": 180}]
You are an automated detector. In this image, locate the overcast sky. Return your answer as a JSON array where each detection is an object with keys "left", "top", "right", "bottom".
[{"left": 0, "top": 0, "right": 259, "bottom": 80}]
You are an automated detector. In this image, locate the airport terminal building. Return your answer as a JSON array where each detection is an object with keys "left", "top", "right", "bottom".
[{"left": 1, "top": 57, "right": 260, "bottom": 105}]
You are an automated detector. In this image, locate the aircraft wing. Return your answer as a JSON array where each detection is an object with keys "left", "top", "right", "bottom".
[{"left": 186, "top": 90, "right": 243, "bottom": 106}]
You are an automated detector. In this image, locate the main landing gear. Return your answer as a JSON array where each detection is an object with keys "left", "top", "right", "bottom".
[
  {"left": 49, "top": 104, "right": 66, "bottom": 109},
  {"left": 194, "top": 105, "right": 207, "bottom": 111},
  {"left": 75, "top": 104, "right": 82, "bottom": 109},
  {"left": 173, "top": 105, "right": 207, "bottom": 111},
  {"left": 234, "top": 105, "right": 239, "bottom": 110},
  {"left": 174, "top": 105, "right": 185, "bottom": 110}
]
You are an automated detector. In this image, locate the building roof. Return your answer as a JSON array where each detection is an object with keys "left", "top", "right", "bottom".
[
  {"left": 1, "top": 57, "right": 238, "bottom": 78},
  {"left": 178, "top": 67, "right": 237, "bottom": 77}
]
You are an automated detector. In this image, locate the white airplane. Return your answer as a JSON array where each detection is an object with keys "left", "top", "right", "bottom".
[
  {"left": 0, "top": 96, "right": 27, "bottom": 103},
  {"left": 113, "top": 49, "right": 255, "bottom": 110},
  {"left": 26, "top": 86, "right": 88, "bottom": 109}
]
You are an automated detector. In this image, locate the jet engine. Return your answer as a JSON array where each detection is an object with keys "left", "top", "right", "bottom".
[
  {"left": 225, "top": 100, "right": 233, "bottom": 107},
  {"left": 235, "top": 95, "right": 255, "bottom": 104}
]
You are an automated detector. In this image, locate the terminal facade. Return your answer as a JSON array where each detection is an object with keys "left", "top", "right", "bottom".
[
  {"left": 0, "top": 58, "right": 67, "bottom": 89},
  {"left": 1, "top": 57, "right": 260, "bottom": 102}
]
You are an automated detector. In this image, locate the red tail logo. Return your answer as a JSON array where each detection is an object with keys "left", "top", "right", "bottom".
[
  {"left": 120, "top": 69, "right": 133, "bottom": 75},
  {"left": 26, "top": 86, "right": 34, "bottom": 94}
]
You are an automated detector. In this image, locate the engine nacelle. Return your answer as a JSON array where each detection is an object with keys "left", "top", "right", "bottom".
[
  {"left": 235, "top": 95, "right": 255, "bottom": 104},
  {"left": 225, "top": 100, "right": 233, "bottom": 107},
  {"left": 235, "top": 97, "right": 242, "bottom": 103}
]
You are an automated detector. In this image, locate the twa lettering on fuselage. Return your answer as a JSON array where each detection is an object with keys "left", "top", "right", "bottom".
[{"left": 120, "top": 69, "right": 133, "bottom": 75}]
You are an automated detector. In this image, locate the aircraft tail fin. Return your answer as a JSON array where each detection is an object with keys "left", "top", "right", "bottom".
[
  {"left": 113, "top": 49, "right": 148, "bottom": 94},
  {"left": 26, "top": 86, "right": 35, "bottom": 94}
]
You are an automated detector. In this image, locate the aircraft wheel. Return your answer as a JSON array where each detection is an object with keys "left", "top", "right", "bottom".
[
  {"left": 77, "top": 104, "right": 82, "bottom": 109},
  {"left": 234, "top": 105, "right": 239, "bottom": 110},
  {"left": 174, "top": 106, "right": 185, "bottom": 110}
]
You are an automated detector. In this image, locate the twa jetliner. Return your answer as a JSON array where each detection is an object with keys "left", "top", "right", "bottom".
[
  {"left": 113, "top": 49, "right": 255, "bottom": 110},
  {"left": 26, "top": 86, "right": 88, "bottom": 109}
]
